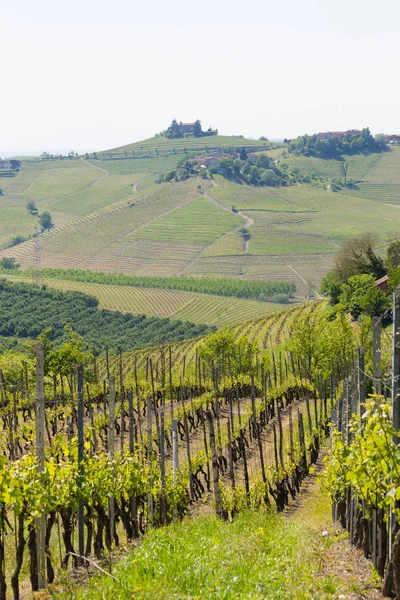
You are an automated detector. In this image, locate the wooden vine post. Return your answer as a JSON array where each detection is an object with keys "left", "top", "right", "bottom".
[
  {"left": 372, "top": 316, "right": 382, "bottom": 395},
  {"left": 393, "top": 292, "right": 400, "bottom": 440},
  {"left": 77, "top": 365, "right": 85, "bottom": 563},
  {"left": 108, "top": 376, "right": 116, "bottom": 544},
  {"left": 35, "top": 344, "right": 46, "bottom": 589},
  {"left": 207, "top": 412, "right": 222, "bottom": 518}
]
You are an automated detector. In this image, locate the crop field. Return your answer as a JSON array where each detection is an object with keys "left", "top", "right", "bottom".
[
  {"left": 4, "top": 274, "right": 284, "bottom": 327},
  {"left": 102, "top": 134, "right": 276, "bottom": 156},
  {"left": 3, "top": 139, "right": 400, "bottom": 297}
]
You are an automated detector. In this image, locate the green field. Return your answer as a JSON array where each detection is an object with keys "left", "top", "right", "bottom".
[
  {"left": 4, "top": 274, "right": 285, "bottom": 327},
  {"left": 2, "top": 138, "right": 400, "bottom": 297}
]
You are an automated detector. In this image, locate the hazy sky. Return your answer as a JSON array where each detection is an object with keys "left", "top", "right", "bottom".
[{"left": 1, "top": 0, "right": 399, "bottom": 155}]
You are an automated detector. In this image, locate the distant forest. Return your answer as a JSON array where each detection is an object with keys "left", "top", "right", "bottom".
[{"left": 0, "top": 279, "right": 212, "bottom": 351}]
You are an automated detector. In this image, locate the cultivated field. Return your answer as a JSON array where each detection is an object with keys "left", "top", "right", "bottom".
[
  {"left": 2, "top": 140, "right": 400, "bottom": 298},
  {"left": 3, "top": 274, "right": 286, "bottom": 327}
]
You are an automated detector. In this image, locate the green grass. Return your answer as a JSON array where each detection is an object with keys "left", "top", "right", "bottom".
[
  {"left": 132, "top": 195, "right": 242, "bottom": 244},
  {"left": 102, "top": 134, "right": 277, "bottom": 156},
  {"left": 50, "top": 509, "right": 331, "bottom": 600},
  {"left": 3, "top": 142, "right": 400, "bottom": 298}
]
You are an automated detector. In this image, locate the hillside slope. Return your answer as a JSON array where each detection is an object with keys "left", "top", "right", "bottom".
[{"left": 2, "top": 141, "right": 400, "bottom": 296}]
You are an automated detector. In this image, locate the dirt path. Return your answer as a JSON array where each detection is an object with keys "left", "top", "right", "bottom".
[
  {"left": 80, "top": 156, "right": 109, "bottom": 175},
  {"left": 286, "top": 456, "right": 384, "bottom": 599},
  {"left": 287, "top": 264, "right": 323, "bottom": 299}
]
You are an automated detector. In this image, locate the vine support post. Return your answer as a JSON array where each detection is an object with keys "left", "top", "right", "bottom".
[
  {"left": 77, "top": 365, "right": 85, "bottom": 563},
  {"left": 372, "top": 317, "right": 382, "bottom": 395},
  {"left": 128, "top": 390, "right": 135, "bottom": 454},
  {"left": 207, "top": 411, "right": 223, "bottom": 518},
  {"left": 357, "top": 347, "right": 365, "bottom": 420},
  {"left": 119, "top": 351, "right": 125, "bottom": 453},
  {"left": 392, "top": 293, "right": 400, "bottom": 441},
  {"left": 35, "top": 343, "right": 46, "bottom": 589},
  {"left": 146, "top": 394, "right": 154, "bottom": 527},
  {"left": 159, "top": 409, "right": 166, "bottom": 524},
  {"left": 108, "top": 376, "right": 115, "bottom": 543},
  {"left": 172, "top": 419, "right": 178, "bottom": 482}
]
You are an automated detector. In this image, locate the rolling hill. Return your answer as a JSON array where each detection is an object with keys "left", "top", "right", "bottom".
[{"left": 1, "top": 134, "right": 400, "bottom": 298}]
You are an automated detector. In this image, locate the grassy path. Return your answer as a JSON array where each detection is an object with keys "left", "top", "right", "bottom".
[{"left": 48, "top": 456, "right": 383, "bottom": 600}]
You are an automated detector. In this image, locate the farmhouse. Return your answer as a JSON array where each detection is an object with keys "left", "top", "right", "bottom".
[
  {"left": 316, "top": 129, "right": 361, "bottom": 140},
  {"left": 0, "top": 160, "right": 11, "bottom": 169},
  {"left": 191, "top": 155, "right": 219, "bottom": 168},
  {"left": 383, "top": 134, "right": 400, "bottom": 144},
  {"left": 375, "top": 275, "right": 389, "bottom": 293},
  {"left": 179, "top": 122, "right": 196, "bottom": 135}
]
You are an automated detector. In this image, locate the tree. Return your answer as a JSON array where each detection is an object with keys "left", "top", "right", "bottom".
[
  {"left": 386, "top": 238, "right": 400, "bottom": 271},
  {"left": 359, "top": 286, "right": 390, "bottom": 318},
  {"left": 320, "top": 270, "right": 341, "bottom": 304},
  {"left": 164, "top": 119, "right": 182, "bottom": 139},
  {"left": 339, "top": 274, "right": 376, "bottom": 319},
  {"left": 0, "top": 258, "right": 20, "bottom": 270},
  {"left": 240, "top": 147, "right": 248, "bottom": 161},
  {"left": 193, "top": 120, "right": 202, "bottom": 137},
  {"left": 0, "top": 189, "right": 3, "bottom": 196},
  {"left": 338, "top": 161, "right": 349, "bottom": 183},
  {"left": 260, "top": 169, "right": 278, "bottom": 186},
  {"left": 334, "top": 233, "right": 386, "bottom": 283},
  {"left": 26, "top": 201, "right": 38, "bottom": 216},
  {"left": 39, "top": 211, "right": 53, "bottom": 231}
]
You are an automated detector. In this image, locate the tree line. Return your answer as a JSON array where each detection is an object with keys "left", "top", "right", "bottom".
[
  {"left": 1, "top": 268, "right": 296, "bottom": 301},
  {"left": 287, "top": 127, "right": 386, "bottom": 159}
]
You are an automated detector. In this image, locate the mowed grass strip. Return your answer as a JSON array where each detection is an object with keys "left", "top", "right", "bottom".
[{"left": 51, "top": 509, "right": 332, "bottom": 600}]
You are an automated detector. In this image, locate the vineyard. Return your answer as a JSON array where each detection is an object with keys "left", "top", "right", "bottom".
[
  {"left": 3, "top": 275, "right": 285, "bottom": 328},
  {"left": 1, "top": 291, "right": 400, "bottom": 597},
  {"left": 0, "top": 298, "right": 337, "bottom": 599},
  {"left": 3, "top": 142, "right": 400, "bottom": 297}
]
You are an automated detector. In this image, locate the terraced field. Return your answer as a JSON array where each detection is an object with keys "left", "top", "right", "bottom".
[{"left": 4, "top": 274, "right": 285, "bottom": 327}]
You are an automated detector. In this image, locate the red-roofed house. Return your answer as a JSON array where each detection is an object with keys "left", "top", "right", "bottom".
[{"left": 375, "top": 275, "right": 389, "bottom": 293}]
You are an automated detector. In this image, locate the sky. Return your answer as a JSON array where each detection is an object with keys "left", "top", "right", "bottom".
[{"left": 1, "top": 0, "right": 400, "bottom": 156}]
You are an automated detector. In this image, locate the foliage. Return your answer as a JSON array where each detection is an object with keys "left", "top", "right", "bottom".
[
  {"left": 26, "top": 201, "right": 38, "bottom": 216},
  {"left": 288, "top": 128, "right": 386, "bottom": 159},
  {"left": 0, "top": 257, "right": 20, "bottom": 270},
  {"left": 324, "top": 398, "right": 400, "bottom": 514},
  {"left": 339, "top": 274, "right": 377, "bottom": 319},
  {"left": 386, "top": 238, "right": 400, "bottom": 271},
  {"left": 199, "top": 329, "right": 257, "bottom": 376},
  {"left": 286, "top": 309, "right": 356, "bottom": 381},
  {"left": 334, "top": 233, "right": 386, "bottom": 284},
  {"left": 9, "top": 267, "right": 296, "bottom": 301},
  {"left": 39, "top": 210, "right": 53, "bottom": 231},
  {"left": 320, "top": 270, "right": 341, "bottom": 305},
  {"left": 0, "top": 279, "right": 212, "bottom": 351}
]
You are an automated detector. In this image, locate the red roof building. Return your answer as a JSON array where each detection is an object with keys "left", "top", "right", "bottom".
[{"left": 375, "top": 275, "right": 389, "bottom": 293}]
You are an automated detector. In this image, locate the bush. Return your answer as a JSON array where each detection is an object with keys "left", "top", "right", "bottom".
[
  {"left": 272, "top": 293, "right": 290, "bottom": 304},
  {"left": 0, "top": 258, "right": 20, "bottom": 270}
]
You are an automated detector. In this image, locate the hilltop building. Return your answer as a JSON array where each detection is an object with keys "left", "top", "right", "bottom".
[
  {"left": 179, "top": 122, "right": 196, "bottom": 135},
  {"left": 316, "top": 129, "right": 361, "bottom": 140},
  {"left": 382, "top": 134, "right": 400, "bottom": 144},
  {"left": 0, "top": 160, "right": 11, "bottom": 169}
]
